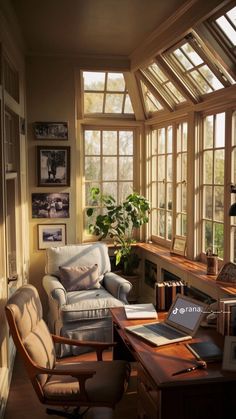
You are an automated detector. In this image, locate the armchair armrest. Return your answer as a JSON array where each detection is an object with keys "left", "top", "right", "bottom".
[
  {"left": 103, "top": 272, "right": 132, "bottom": 304},
  {"left": 52, "top": 334, "right": 116, "bottom": 361},
  {"left": 42, "top": 274, "right": 67, "bottom": 306}
]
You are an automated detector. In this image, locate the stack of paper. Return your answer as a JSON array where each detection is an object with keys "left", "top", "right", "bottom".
[{"left": 124, "top": 303, "right": 157, "bottom": 319}]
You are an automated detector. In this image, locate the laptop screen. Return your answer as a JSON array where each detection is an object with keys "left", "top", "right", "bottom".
[{"left": 167, "top": 294, "right": 206, "bottom": 334}]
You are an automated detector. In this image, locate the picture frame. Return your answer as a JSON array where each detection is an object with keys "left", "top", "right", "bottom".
[
  {"left": 170, "top": 235, "right": 187, "bottom": 256},
  {"left": 33, "top": 121, "right": 68, "bottom": 140},
  {"left": 222, "top": 336, "right": 236, "bottom": 371},
  {"left": 38, "top": 224, "right": 66, "bottom": 250},
  {"left": 216, "top": 262, "right": 236, "bottom": 283},
  {"left": 37, "top": 146, "right": 70, "bottom": 186},
  {"left": 32, "top": 193, "right": 69, "bottom": 218}
]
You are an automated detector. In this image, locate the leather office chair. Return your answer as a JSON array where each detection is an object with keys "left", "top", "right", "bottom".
[{"left": 5, "top": 284, "right": 130, "bottom": 418}]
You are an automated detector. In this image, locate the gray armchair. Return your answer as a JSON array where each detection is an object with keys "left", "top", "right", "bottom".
[{"left": 42, "top": 243, "right": 132, "bottom": 357}]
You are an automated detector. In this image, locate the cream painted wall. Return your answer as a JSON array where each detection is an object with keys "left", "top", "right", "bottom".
[{"left": 26, "top": 57, "right": 77, "bottom": 311}]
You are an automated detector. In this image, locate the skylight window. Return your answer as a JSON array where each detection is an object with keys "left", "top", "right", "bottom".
[
  {"left": 140, "top": 62, "right": 186, "bottom": 108},
  {"left": 215, "top": 6, "right": 236, "bottom": 47},
  {"left": 140, "top": 81, "right": 163, "bottom": 114},
  {"left": 82, "top": 71, "right": 134, "bottom": 116},
  {"left": 164, "top": 36, "right": 229, "bottom": 97}
]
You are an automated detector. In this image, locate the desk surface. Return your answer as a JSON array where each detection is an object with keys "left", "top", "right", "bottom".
[{"left": 111, "top": 307, "right": 236, "bottom": 388}]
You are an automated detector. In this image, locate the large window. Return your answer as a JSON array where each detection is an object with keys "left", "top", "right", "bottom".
[
  {"left": 82, "top": 71, "right": 134, "bottom": 116},
  {"left": 150, "top": 122, "right": 188, "bottom": 243},
  {"left": 201, "top": 112, "right": 225, "bottom": 258},
  {"left": 151, "top": 125, "right": 173, "bottom": 241},
  {"left": 83, "top": 128, "right": 135, "bottom": 233}
]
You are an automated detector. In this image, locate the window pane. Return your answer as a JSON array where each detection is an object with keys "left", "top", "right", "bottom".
[
  {"left": 158, "top": 128, "right": 165, "bottom": 153},
  {"left": 183, "top": 123, "right": 188, "bottom": 151},
  {"left": 119, "top": 182, "right": 133, "bottom": 202},
  {"left": 203, "top": 150, "right": 213, "bottom": 183},
  {"left": 158, "top": 183, "right": 165, "bottom": 209},
  {"left": 181, "top": 43, "right": 203, "bottom": 66},
  {"left": 159, "top": 210, "right": 165, "bottom": 237},
  {"left": 199, "top": 65, "right": 223, "bottom": 90},
  {"left": 214, "top": 149, "right": 224, "bottom": 184},
  {"left": 204, "top": 186, "right": 212, "bottom": 219},
  {"left": 204, "top": 116, "right": 213, "bottom": 148},
  {"left": 191, "top": 70, "right": 212, "bottom": 94},
  {"left": 124, "top": 95, "right": 133, "bottom": 113},
  {"left": 167, "top": 126, "right": 172, "bottom": 153},
  {"left": 84, "top": 130, "right": 100, "bottom": 154},
  {"left": 214, "top": 223, "right": 224, "bottom": 259},
  {"left": 103, "top": 157, "right": 117, "bottom": 180},
  {"left": 167, "top": 213, "right": 172, "bottom": 240},
  {"left": 105, "top": 94, "right": 123, "bottom": 113},
  {"left": 85, "top": 182, "right": 100, "bottom": 205},
  {"left": 83, "top": 72, "right": 105, "bottom": 90},
  {"left": 216, "top": 15, "right": 236, "bottom": 46},
  {"left": 158, "top": 156, "right": 165, "bottom": 179},
  {"left": 182, "top": 183, "right": 187, "bottom": 212},
  {"left": 119, "top": 157, "right": 133, "bottom": 180},
  {"left": 152, "top": 131, "right": 158, "bottom": 154},
  {"left": 119, "top": 131, "right": 133, "bottom": 155},
  {"left": 214, "top": 186, "right": 224, "bottom": 222},
  {"left": 151, "top": 182, "right": 157, "bottom": 207},
  {"left": 107, "top": 73, "right": 125, "bottom": 91},
  {"left": 215, "top": 113, "right": 225, "bottom": 147},
  {"left": 152, "top": 209, "right": 158, "bottom": 235},
  {"left": 102, "top": 131, "right": 117, "bottom": 155},
  {"left": 85, "top": 157, "right": 101, "bottom": 180},
  {"left": 84, "top": 208, "right": 100, "bottom": 232},
  {"left": 103, "top": 182, "right": 117, "bottom": 201},
  {"left": 167, "top": 183, "right": 172, "bottom": 210},
  {"left": 205, "top": 220, "right": 213, "bottom": 251},
  {"left": 84, "top": 92, "right": 104, "bottom": 113},
  {"left": 167, "top": 155, "right": 172, "bottom": 181},
  {"left": 173, "top": 48, "right": 193, "bottom": 70},
  {"left": 152, "top": 156, "right": 157, "bottom": 180}
]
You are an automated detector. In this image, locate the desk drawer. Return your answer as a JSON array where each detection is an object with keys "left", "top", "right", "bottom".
[{"left": 137, "top": 364, "right": 159, "bottom": 419}]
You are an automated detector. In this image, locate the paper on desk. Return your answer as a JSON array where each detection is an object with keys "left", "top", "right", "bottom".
[{"left": 124, "top": 303, "right": 158, "bottom": 319}]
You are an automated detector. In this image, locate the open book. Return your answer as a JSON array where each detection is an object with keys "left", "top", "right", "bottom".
[{"left": 124, "top": 303, "right": 157, "bottom": 320}]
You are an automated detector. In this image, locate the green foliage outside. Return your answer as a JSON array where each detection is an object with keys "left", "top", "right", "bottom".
[{"left": 87, "top": 187, "right": 150, "bottom": 275}]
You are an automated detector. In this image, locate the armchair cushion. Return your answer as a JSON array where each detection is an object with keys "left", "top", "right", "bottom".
[
  {"left": 61, "top": 287, "right": 123, "bottom": 323},
  {"left": 59, "top": 264, "right": 100, "bottom": 291}
]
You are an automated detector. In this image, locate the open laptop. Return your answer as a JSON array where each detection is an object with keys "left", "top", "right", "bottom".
[{"left": 125, "top": 294, "right": 207, "bottom": 346}]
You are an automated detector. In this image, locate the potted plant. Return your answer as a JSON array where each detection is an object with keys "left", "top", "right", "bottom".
[{"left": 86, "top": 187, "right": 150, "bottom": 277}]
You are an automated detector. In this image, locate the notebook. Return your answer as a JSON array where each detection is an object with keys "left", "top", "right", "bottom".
[
  {"left": 186, "top": 342, "right": 223, "bottom": 362},
  {"left": 125, "top": 294, "right": 207, "bottom": 347},
  {"left": 124, "top": 303, "right": 157, "bottom": 319}
]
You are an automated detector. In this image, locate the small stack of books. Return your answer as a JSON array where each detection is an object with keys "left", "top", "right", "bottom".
[
  {"left": 155, "top": 280, "right": 187, "bottom": 311},
  {"left": 217, "top": 298, "right": 236, "bottom": 335}
]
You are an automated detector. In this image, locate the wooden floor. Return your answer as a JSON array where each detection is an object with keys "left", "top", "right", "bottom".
[{"left": 4, "top": 352, "right": 138, "bottom": 419}]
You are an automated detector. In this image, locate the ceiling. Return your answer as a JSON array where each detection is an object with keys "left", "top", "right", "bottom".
[{"left": 10, "top": 0, "right": 187, "bottom": 57}]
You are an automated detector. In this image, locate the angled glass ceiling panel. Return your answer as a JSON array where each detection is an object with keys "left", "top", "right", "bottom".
[
  {"left": 82, "top": 71, "right": 133, "bottom": 116},
  {"left": 140, "top": 81, "right": 163, "bottom": 114},
  {"left": 216, "top": 6, "right": 236, "bottom": 46},
  {"left": 146, "top": 62, "right": 186, "bottom": 104},
  {"left": 165, "top": 36, "right": 229, "bottom": 97}
]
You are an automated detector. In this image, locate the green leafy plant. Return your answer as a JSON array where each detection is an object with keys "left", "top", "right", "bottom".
[{"left": 87, "top": 187, "right": 150, "bottom": 275}]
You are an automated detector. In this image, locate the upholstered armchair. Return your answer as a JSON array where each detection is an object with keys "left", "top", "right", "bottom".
[
  {"left": 42, "top": 243, "right": 132, "bottom": 357},
  {"left": 5, "top": 284, "right": 130, "bottom": 418}
]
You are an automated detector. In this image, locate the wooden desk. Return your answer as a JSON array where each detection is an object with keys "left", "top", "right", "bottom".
[{"left": 111, "top": 307, "right": 236, "bottom": 419}]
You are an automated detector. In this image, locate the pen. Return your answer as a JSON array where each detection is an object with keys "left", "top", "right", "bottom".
[{"left": 172, "top": 361, "right": 206, "bottom": 376}]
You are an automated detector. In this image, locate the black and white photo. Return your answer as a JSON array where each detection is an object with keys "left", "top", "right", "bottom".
[
  {"left": 34, "top": 121, "right": 68, "bottom": 140},
  {"left": 38, "top": 224, "right": 66, "bottom": 249},
  {"left": 32, "top": 193, "right": 69, "bottom": 218},
  {"left": 37, "top": 146, "right": 70, "bottom": 186}
]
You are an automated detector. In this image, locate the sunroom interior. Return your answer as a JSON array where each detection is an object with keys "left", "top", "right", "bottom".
[{"left": 1, "top": 0, "right": 236, "bottom": 417}]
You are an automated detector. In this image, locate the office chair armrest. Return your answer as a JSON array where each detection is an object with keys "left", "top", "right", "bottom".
[
  {"left": 34, "top": 364, "right": 95, "bottom": 401},
  {"left": 52, "top": 334, "right": 116, "bottom": 360},
  {"left": 103, "top": 272, "right": 132, "bottom": 303}
]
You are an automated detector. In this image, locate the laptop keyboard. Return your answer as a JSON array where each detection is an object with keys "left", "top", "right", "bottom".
[{"left": 144, "top": 322, "right": 187, "bottom": 340}]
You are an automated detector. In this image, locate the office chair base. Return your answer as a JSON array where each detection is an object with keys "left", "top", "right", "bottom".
[{"left": 46, "top": 407, "right": 89, "bottom": 418}]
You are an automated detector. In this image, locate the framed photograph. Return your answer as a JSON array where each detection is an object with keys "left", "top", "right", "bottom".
[
  {"left": 216, "top": 262, "right": 236, "bottom": 283},
  {"left": 34, "top": 121, "right": 68, "bottom": 140},
  {"left": 222, "top": 336, "right": 236, "bottom": 371},
  {"left": 32, "top": 193, "right": 69, "bottom": 218},
  {"left": 37, "top": 146, "right": 70, "bottom": 186},
  {"left": 38, "top": 224, "right": 66, "bottom": 250},
  {"left": 170, "top": 235, "right": 186, "bottom": 256}
]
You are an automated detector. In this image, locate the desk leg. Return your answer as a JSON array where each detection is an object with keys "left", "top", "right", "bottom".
[{"left": 112, "top": 323, "right": 135, "bottom": 361}]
